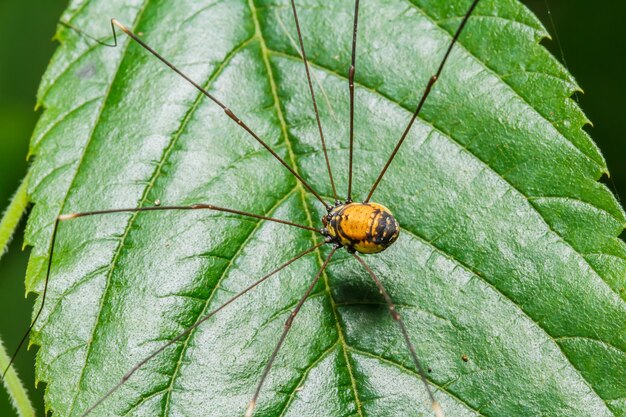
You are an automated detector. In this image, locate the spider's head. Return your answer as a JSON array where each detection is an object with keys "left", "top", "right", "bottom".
[{"left": 321, "top": 202, "right": 399, "bottom": 254}]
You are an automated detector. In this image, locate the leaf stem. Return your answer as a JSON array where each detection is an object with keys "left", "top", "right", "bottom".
[
  {"left": 0, "top": 176, "right": 29, "bottom": 261},
  {"left": 0, "top": 336, "right": 36, "bottom": 417}
]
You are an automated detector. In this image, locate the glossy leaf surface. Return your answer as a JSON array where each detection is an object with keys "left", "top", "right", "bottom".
[{"left": 24, "top": 0, "right": 626, "bottom": 415}]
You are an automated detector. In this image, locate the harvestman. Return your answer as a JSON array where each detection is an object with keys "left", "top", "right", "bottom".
[{"left": 4, "top": 0, "right": 481, "bottom": 415}]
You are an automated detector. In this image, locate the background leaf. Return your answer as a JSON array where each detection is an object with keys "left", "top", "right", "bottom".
[
  {"left": 0, "top": 335, "right": 36, "bottom": 417},
  {"left": 0, "top": 179, "right": 34, "bottom": 417},
  {"left": 17, "top": 0, "right": 626, "bottom": 416},
  {"left": 0, "top": 178, "right": 28, "bottom": 259}
]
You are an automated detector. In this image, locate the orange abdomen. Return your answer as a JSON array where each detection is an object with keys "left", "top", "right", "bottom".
[{"left": 325, "top": 202, "right": 399, "bottom": 254}]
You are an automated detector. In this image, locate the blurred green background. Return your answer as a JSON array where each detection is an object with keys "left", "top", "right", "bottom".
[{"left": 0, "top": 0, "right": 624, "bottom": 415}]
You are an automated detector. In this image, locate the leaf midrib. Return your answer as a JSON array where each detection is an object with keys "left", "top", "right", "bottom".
[
  {"left": 49, "top": 1, "right": 366, "bottom": 415},
  {"left": 249, "top": 0, "right": 366, "bottom": 414}
]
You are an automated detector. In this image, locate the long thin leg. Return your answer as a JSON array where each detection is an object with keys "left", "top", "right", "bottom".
[
  {"left": 2, "top": 203, "right": 319, "bottom": 379},
  {"left": 60, "top": 19, "right": 331, "bottom": 210},
  {"left": 80, "top": 241, "right": 325, "bottom": 417},
  {"left": 365, "top": 0, "right": 480, "bottom": 203},
  {"left": 1, "top": 218, "right": 59, "bottom": 379},
  {"left": 347, "top": 0, "right": 360, "bottom": 203},
  {"left": 58, "top": 203, "right": 319, "bottom": 232},
  {"left": 245, "top": 246, "right": 337, "bottom": 417},
  {"left": 352, "top": 253, "right": 444, "bottom": 417},
  {"left": 60, "top": 19, "right": 119, "bottom": 47},
  {"left": 289, "top": 0, "right": 338, "bottom": 202}
]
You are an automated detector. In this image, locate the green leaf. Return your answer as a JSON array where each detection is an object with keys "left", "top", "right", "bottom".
[
  {"left": 23, "top": 0, "right": 626, "bottom": 416},
  {"left": 0, "top": 336, "right": 36, "bottom": 417},
  {"left": 0, "top": 177, "right": 36, "bottom": 417},
  {"left": 0, "top": 177, "right": 29, "bottom": 262}
]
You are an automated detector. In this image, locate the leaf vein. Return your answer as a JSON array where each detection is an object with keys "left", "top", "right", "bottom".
[
  {"left": 406, "top": 0, "right": 603, "bottom": 168},
  {"left": 269, "top": 48, "right": 624, "bottom": 309},
  {"left": 158, "top": 186, "right": 301, "bottom": 416},
  {"left": 398, "top": 225, "right": 614, "bottom": 413},
  {"left": 348, "top": 346, "right": 488, "bottom": 417},
  {"left": 63, "top": 2, "right": 155, "bottom": 414}
]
